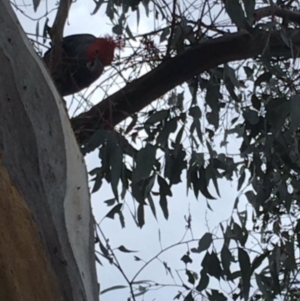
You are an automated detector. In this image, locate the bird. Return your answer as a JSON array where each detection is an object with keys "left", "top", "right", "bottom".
[{"left": 43, "top": 34, "right": 123, "bottom": 96}]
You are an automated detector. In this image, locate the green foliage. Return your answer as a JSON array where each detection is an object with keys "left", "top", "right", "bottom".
[
  {"left": 26, "top": 0, "right": 300, "bottom": 299},
  {"left": 92, "top": 68, "right": 300, "bottom": 300},
  {"left": 86, "top": 0, "right": 300, "bottom": 296}
]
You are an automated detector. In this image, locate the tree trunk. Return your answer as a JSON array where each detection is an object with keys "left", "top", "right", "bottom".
[{"left": 0, "top": 1, "right": 98, "bottom": 300}]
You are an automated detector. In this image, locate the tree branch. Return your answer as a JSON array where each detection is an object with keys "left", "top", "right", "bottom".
[
  {"left": 47, "top": 0, "right": 72, "bottom": 73},
  {"left": 71, "top": 29, "right": 300, "bottom": 145},
  {"left": 253, "top": 5, "right": 300, "bottom": 25},
  {"left": 48, "top": 0, "right": 71, "bottom": 44}
]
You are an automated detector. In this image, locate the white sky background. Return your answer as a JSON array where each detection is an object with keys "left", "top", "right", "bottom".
[{"left": 12, "top": 0, "right": 254, "bottom": 300}]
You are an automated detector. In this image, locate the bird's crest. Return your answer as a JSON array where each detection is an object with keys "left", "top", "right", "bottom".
[
  {"left": 86, "top": 35, "right": 124, "bottom": 66},
  {"left": 102, "top": 35, "right": 125, "bottom": 49}
]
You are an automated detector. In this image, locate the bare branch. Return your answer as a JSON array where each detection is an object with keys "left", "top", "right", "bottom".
[
  {"left": 254, "top": 5, "right": 300, "bottom": 25},
  {"left": 71, "top": 29, "right": 300, "bottom": 146},
  {"left": 48, "top": 0, "right": 71, "bottom": 44},
  {"left": 166, "top": 0, "right": 177, "bottom": 58},
  {"left": 46, "top": 0, "right": 72, "bottom": 75}
]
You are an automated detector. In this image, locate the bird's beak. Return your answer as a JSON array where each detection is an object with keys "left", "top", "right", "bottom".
[{"left": 86, "top": 58, "right": 103, "bottom": 71}]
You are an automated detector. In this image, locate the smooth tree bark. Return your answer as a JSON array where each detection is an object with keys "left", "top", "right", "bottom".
[{"left": 0, "top": 0, "right": 98, "bottom": 300}]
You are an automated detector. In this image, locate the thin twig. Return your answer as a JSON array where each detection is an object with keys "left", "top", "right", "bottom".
[{"left": 166, "top": 0, "right": 177, "bottom": 58}]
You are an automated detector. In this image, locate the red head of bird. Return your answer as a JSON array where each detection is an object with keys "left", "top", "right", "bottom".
[{"left": 85, "top": 35, "right": 124, "bottom": 66}]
